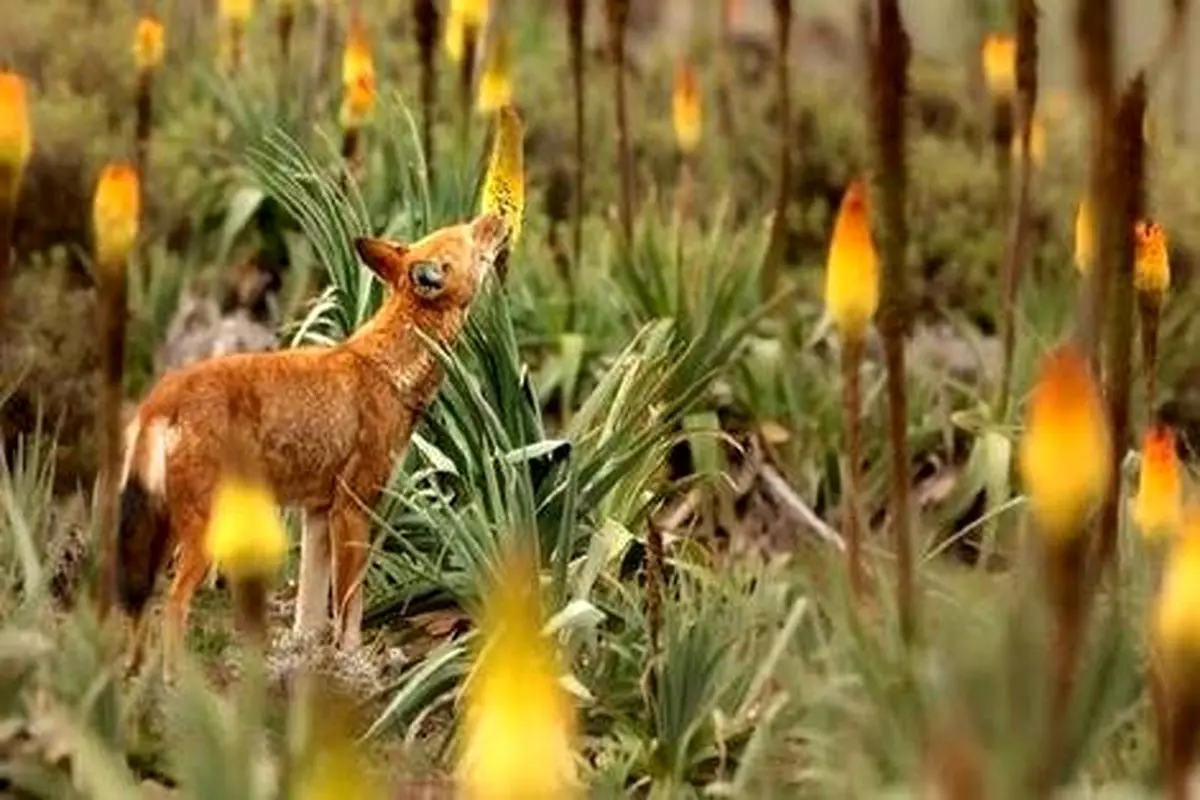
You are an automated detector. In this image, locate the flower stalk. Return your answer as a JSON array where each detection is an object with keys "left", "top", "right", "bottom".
[
  {"left": 1134, "top": 219, "right": 1169, "bottom": 419},
  {"left": 132, "top": 16, "right": 165, "bottom": 186},
  {"left": 92, "top": 163, "right": 141, "bottom": 618},
  {"left": 868, "top": 0, "right": 916, "bottom": 642},
  {"left": 218, "top": 0, "right": 254, "bottom": 74},
  {"left": 567, "top": 0, "right": 586, "bottom": 305},
  {"left": 762, "top": 0, "right": 793, "bottom": 300},
  {"left": 825, "top": 179, "right": 879, "bottom": 599},
  {"left": 605, "top": 0, "right": 634, "bottom": 246},
  {"left": 995, "top": 2, "right": 1038, "bottom": 423},
  {"left": 672, "top": 59, "right": 701, "bottom": 223},
  {"left": 1095, "top": 74, "right": 1147, "bottom": 576},
  {"left": 414, "top": 0, "right": 439, "bottom": 183},
  {"left": 339, "top": 15, "right": 376, "bottom": 180},
  {"left": 1018, "top": 343, "right": 1112, "bottom": 792}
]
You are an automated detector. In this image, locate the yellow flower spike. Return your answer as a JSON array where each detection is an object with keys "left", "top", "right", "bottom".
[
  {"left": 204, "top": 469, "right": 288, "bottom": 583},
  {"left": 1011, "top": 116, "right": 1046, "bottom": 168},
  {"left": 480, "top": 105, "right": 525, "bottom": 245},
  {"left": 1018, "top": 344, "right": 1112, "bottom": 540},
  {"left": 91, "top": 163, "right": 141, "bottom": 276},
  {"left": 672, "top": 60, "right": 702, "bottom": 154},
  {"left": 342, "top": 15, "right": 374, "bottom": 89},
  {"left": 1132, "top": 425, "right": 1184, "bottom": 541},
  {"left": 133, "top": 16, "right": 166, "bottom": 73},
  {"left": 219, "top": 0, "right": 254, "bottom": 25},
  {"left": 0, "top": 72, "right": 32, "bottom": 206},
  {"left": 457, "top": 549, "right": 578, "bottom": 800},
  {"left": 981, "top": 33, "right": 1017, "bottom": 101},
  {"left": 1153, "top": 509, "right": 1200, "bottom": 681},
  {"left": 1074, "top": 193, "right": 1094, "bottom": 275},
  {"left": 1135, "top": 219, "right": 1170, "bottom": 297},
  {"left": 476, "top": 28, "right": 514, "bottom": 113},
  {"left": 452, "top": 0, "right": 490, "bottom": 31},
  {"left": 339, "top": 73, "right": 377, "bottom": 131},
  {"left": 444, "top": 9, "right": 466, "bottom": 64},
  {"left": 824, "top": 179, "right": 880, "bottom": 343}
]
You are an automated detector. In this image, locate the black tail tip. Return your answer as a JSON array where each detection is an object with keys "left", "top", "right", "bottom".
[{"left": 116, "top": 479, "right": 169, "bottom": 617}]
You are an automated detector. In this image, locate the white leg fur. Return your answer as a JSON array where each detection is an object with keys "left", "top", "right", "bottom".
[{"left": 294, "top": 512, "right": 331, "bottom": 637}]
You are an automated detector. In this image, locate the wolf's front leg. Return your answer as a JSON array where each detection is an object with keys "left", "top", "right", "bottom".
[
  {"left": 293, "top": 510, "right": 331, "bottom": 639},
  {"left": 330, "top": 493, "right": 370, "bottom": 651}
]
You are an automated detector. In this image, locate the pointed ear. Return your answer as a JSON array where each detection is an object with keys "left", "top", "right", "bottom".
[{"left": 354, "top": 237, "right": 408, "bottom": 283}]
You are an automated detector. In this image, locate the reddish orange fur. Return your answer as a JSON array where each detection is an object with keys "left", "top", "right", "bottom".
[{"left": 117, "top": 214, "right": 509, "bottom": 673}]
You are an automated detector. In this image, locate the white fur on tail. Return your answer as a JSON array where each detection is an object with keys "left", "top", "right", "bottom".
[{"left": 119, "top": 416, "right": 174, "bottom": 500}]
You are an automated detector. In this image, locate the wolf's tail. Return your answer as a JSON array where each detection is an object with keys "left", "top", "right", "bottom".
[{"left": 115, "top": 418, "right": 171, "bottom": 618}]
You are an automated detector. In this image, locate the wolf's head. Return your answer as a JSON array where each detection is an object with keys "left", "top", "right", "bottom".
[{"left": 353, "top": 213, "right": 510, "bottom": 318}]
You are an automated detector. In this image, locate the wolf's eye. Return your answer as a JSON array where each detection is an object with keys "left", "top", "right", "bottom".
[{"left": 409, "top": 260, "right": 446, "bottom": 296}]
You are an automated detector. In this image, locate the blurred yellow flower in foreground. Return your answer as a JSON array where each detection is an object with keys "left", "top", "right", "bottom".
[
  {"left": 92, "top": 163, "right": 141, "bottom": 273},
  {"left": 297, "top": 689, "right": 384, "bottom": 800},
  {"left": 1132, "top": 426, "right": 1184, "bottom": 541},
  {"left": 981, "top": 33, "right": 1016, "bottom": 101},
  {"left": 342, "top": 16, "right": 374, "bottom": 89},
  {"left": 1153, "top": 509, "right": 1200, "bottom": 679},
  {"left": 480, "top": 105, "right": 525, "bottom": 244},
  {"left": 476, "top": 28, "right": 514, "bottom": 113},
  {"left": 133, "top": 16, "right": 166, "bottom": 73},
  {"left": 1074, "top": 193, "right": 1093, "bottom": 274},
  {"left": 457, "top": 550, "right": 577, "bottom": 800},
  {"left": 824, "top": 179, "right": 879, "bottom": 342},
  {"left": 0, "top": 72, "right": 32, "bottom": 204},
  {"left": 1134, "top": 219, "right": 1170, "bottom": 297},
  {"left": 204, "top": 470, "right": 287, "bottom": 582},
  {"left": 1018, "top": 344, "right": 1112, "bottom": 540},
  {"left": 672, "top": 60, "right": 702, "bottom": 154}
]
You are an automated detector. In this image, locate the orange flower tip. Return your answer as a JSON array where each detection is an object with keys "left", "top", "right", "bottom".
[
  {"left": 1018, "top": 344, "right": 1112, "bottom": 540},
  {"left": 672, "top": 61, "right": 702, "bottom": 153},
  {"left": 1134, "top": 218, "right": 1170, "bottom": 296},
  {"left": 133, "top": 16, "right": 167, "bottom": 72},
  {"left": 1133, "top": 425, "right": 1183, "bottom": 541},
  {"left": 981, "top": 33, "right": 1017, "bottom": 101},
  {"left": 0, "top": 71, "right": 32, "bottom": 199},
  {"left": 92, "top": 163, "right": 141, "bottom": 273},
  {"left": 824, "top": 178, "right": 879, "bottom": 342}
]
